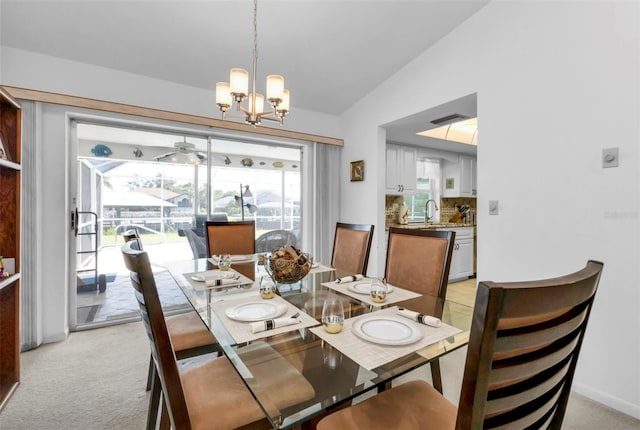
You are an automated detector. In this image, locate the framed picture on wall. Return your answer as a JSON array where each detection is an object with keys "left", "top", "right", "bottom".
[
  {"left": 0, "top": 134, "right": 10, "bottom": 161},
  {"left": 350, "top": 160, "right": 364, "bottom": 182}
]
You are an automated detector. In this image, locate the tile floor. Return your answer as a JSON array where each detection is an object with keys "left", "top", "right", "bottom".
[{"left": 75, "top": 242, "right": 194, "bottom": 329}]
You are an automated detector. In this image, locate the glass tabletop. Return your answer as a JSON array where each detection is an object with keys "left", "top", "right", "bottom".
[{"left": 165, "top": 257, "right": 473, "bottom": 429}]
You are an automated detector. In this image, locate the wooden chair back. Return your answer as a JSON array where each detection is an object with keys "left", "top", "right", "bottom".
[
  {"left": 385, "top": 227, "right": 455, "bottom": 297},
  {"left": 330, "top": 222, "right": 375, "bottom": 275},
  {"left": 205, "top": 221, "right": 256, "bottom": 256},
  {"left": 121, "top": 239, "right": 191, "bottom": 429},
  {"left": 457, "top": 260, "right": 604, "bottom": 429}
]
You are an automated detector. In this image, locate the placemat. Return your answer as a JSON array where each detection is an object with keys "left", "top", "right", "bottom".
[
  {"left": 321, "top": 278, "right": 421, "bottom": 306},
  {"left": 309, "top": 306, "right": 461, "bottom": 370},
  {"left": 183, "top": 269, "right": 255, "bottom": 291},
  {"left": 310, "top": 263, "right": 335, "bottom": 274},
  {"left": 212, "top": 294, "right": 320, "bottom": 344}
]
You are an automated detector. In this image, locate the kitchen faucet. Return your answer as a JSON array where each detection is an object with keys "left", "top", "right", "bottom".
[{"left": 425, "top": 199, "right": 439, "bottom": 223}]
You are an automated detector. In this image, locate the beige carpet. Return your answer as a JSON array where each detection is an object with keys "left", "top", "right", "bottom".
[
  {"left": 1, "top": 321, "right": 638, "bottom": 430},
  {"left": 0, "top": 322, "right": 148, "bottom": 430}
]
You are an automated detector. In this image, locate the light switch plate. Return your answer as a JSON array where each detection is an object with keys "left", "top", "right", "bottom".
[
  {"left": 602, "top": 148, "right": 619, "bottom": 168},
  {"left": 489, "top": 200, "right": 499, "bottom": 215}
]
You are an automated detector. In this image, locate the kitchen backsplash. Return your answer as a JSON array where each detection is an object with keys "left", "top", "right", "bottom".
[{"left": 385, "top": 195, "right": 476, "bottom": 228}]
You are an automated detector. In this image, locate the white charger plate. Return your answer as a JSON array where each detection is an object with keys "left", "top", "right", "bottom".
[
  {"left": 225, "top": 301, "right": 287, "bottom": 322},
  {"left": 230, "top": 254, "right": 254, "bottom": 262},
  {"left": 190, "top": 270, "right": 235, "bottom": 282},
  {"left": 352, "top": 315, "right": 423, "bottom": 346},
  {"left": 347, "top": 282, "right": 394, "bottom": 295}
]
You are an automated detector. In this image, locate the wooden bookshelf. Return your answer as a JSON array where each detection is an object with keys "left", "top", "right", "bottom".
[{"left": 0, "top": 86, "right": 21, "bottom": 411}]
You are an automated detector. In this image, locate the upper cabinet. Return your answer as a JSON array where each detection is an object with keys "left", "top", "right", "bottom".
[
  {"left": 385, "top": 144, "right": 416, "bottom": 195},
  {"left": 442, "top": 155, "right": 476, "bottom": 198}
]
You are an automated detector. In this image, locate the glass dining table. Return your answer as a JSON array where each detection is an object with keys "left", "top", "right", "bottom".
[{"left": 165, "top": 256, "right": 473, "bottom": 429}]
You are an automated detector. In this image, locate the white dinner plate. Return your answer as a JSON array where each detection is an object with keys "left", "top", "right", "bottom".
[
  {"left": 230, "top": 254, "right": 253, "bottom": 262},
  {"left": 190, "top": 270, "right": 236, "bottom": 282},
  {"left": 347, "top": 282, "right": 394, "bottom": 295},
  {"left": 225, "top": 301, "right": 287, "bottom": 322},
  {"left": 352, "top": 315, "right": 423, "bottom": 346}
]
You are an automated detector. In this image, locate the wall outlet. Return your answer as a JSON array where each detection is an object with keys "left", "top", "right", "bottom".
[{"left": 489, "top": 200, "right": 499, "bottom": 215}]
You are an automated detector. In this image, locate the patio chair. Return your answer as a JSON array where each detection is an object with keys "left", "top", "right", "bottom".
[
  {"left": 317, "top": 260, "right": 604, "bottom": 430},
  {"left": 255, "top": 229, "right": 298, "bottom": 253}
]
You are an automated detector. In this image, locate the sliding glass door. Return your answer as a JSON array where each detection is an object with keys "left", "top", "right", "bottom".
[{"left": 72, "top": 122, "right": 303, "bottom": 329}]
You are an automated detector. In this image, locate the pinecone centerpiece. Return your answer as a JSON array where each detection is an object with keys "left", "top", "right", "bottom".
[{"left": 266, "top": 245, "right": 312, "bottom": 284}]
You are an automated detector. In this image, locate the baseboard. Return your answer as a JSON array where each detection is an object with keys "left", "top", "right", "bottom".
[{"left": 572, "top": 382, "right": 640, "bottom": 420}]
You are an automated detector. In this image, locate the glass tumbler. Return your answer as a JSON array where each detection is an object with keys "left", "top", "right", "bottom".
[
  {"left": 259, "top": 276, "right": 277, "bottom": 299},
  {"left": 369, "top": 278, "right": 388, "bottom": 304},
  {"left": 218, "top": 254, "right": 232, "bottom": 271},
  {"left": 322, "top": 298, "right": 345, "bottom": 334}
]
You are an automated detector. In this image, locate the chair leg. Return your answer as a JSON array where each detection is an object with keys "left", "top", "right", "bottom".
[
  {"left": 146, "top": 354, "right": 155, "bottom": 391},
  {"left": 159, "top": 395, "right": 171, "bottom": 430},
  {"left": 431, "top": 358, "right": 443, "bottom": 393},
  {"left": 147, "top": 368, "right": 161, "bottom": 430}
]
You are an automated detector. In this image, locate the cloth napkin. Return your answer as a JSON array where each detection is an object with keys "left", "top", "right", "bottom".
[
  {"left": 397, "top": 308, "right": 442, "bottom": 328},
  {"left": 335, "top": 274, "right": 364, "bottom": 284},
  {"left": 250, "top": 317, "right": 301, "bottom": 334},
  {"left": 205, "top": 278, "right": 240, "bottom": 287}
]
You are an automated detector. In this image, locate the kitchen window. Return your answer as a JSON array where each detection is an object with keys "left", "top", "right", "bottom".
[{"left": 406, "top": 158, "right": 440, "bottom": 222}]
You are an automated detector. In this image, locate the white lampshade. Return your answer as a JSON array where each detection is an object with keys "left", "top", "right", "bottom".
[
  {"left": 242, "top": 185, "right": 253, "bottom": 198},
  {"left": 248, "top": 93, "right": 264, "bottom": 114},
  {"left": 247, "top": 204, "right": 258, "bottom": 214},
  {"left": 230, "top": 68, "right": 249, "bottom": 96},
  {"left": 215, "top": 82, "right": 232, "bottom": 106},
  {"left": 278, "top": 89, "right": 290, "bottom": 112},
  {"left": 266, "top": 75, "right": 284, "bottom": 101}
]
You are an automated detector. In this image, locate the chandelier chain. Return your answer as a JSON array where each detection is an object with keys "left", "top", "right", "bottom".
[{"left": 253, "top": 0, "right": 258, "bottom": 62}]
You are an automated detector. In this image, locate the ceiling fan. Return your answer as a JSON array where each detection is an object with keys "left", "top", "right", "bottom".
[{"left": 154, "top": 137, "right": 207, "bottom": 163}]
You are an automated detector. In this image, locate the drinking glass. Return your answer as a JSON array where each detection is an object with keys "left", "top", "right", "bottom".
[
  {"left": 369, "top": 278, "right": 388, "bottom": 304},
  {"left": 259, "top": 276, "right": 277, "bottom": 299},
  {"left": 322, "top": 298, "right": 345, "bottom": 334},
  {"left": 218, "top": 254, "right": 232, "bottom": 271}
]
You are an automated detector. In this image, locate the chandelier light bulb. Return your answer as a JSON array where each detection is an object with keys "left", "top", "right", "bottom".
[
  {"left": 248, "top": 93, "right": 265, "bottom": 115},
  {"left": 215, "top": 82, "right": 232, "bottom": 109},
  {"left": 230, "top": 68, "right": 249, "bottom": 98},
  {"left": 266, "top": 75, "right": 284, "bottom": 103}
]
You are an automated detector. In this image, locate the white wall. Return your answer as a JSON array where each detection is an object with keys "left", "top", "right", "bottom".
[
  {"left": 1, "top": 47, "right": 341, "bottom": 344},
  {"left": 339, "top": 1, "right": 639, "bottom": 419},
  {"left": 1, "top": 47, "right": 342, "bottom": 138}
]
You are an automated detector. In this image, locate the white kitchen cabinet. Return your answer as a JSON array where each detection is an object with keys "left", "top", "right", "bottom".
[
  {"left": 442, "top": 155, "right": 477, "bottom": 198},
  {"left": 385, "top": 144, "right": 416, "bottom": 194},
  {"left": 438, "top": 227, "right": 474, "bottom": 280}
]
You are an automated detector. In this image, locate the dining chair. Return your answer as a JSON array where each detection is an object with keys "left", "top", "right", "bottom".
[
  {"left": 255, "top": 229, "right": 298, "bottom": 253},
  {"left": 184, "top": 228, "right": 208, "bottom": 259},
  {"left": 317, "top": 260, "right": 604, "bottom": 430},
  {"left": 384, "top": 227, "right": 456, "bottom": 392},
  {"left": 121, "top": 240, "right": 316, "bottom": 430},
  {"left": 330, "top": 222, "right": 375, "bottom": 276},
  {"left": 205, "top": 220, "right": 256, "bottom": 256},
  {"left": 121, "top": 233, "right": 218, "bottom": 429}
]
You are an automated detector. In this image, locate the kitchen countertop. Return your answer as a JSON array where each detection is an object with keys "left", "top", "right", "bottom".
[{"left": 387, "top": 222, "right": 475, "bottom": 230}]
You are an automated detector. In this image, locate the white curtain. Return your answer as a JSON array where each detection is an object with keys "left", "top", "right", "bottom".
[
  {"left": 313, "top": 143, "right": 341, "bottom": 265},
  {"left": 18, "top": 100, "right": 42, "bottom": 350}
]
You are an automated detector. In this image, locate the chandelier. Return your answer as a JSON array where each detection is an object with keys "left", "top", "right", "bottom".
[{"left": 215, "top": 0, "right": 290, "bottom": 126}]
